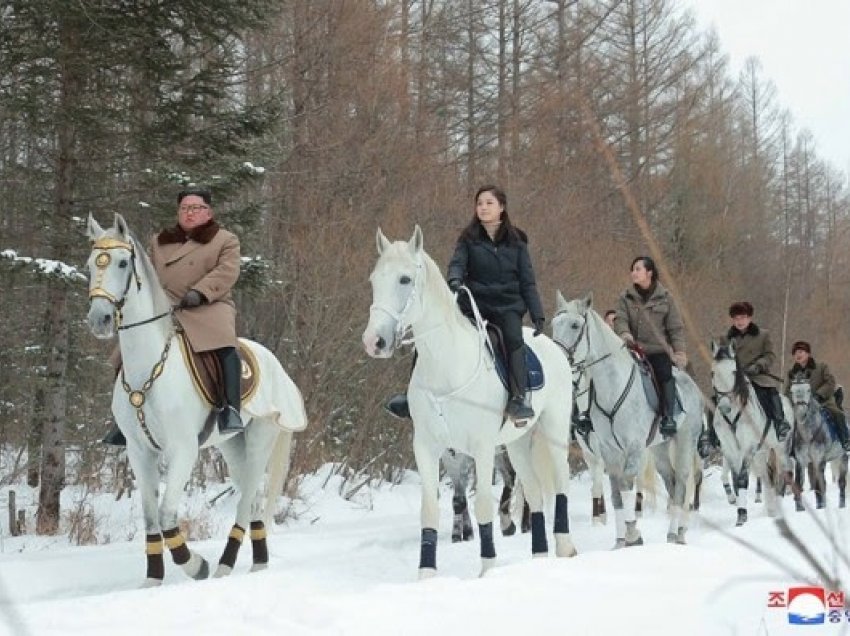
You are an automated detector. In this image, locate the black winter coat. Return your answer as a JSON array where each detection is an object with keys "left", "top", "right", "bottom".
[{"left": 446, "top": 223, "right": 545, "bottom": 323}]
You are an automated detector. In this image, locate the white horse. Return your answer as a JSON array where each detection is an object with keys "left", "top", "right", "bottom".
[
  {"left": 788, "top": 377, "right": 848, "bottom": 511},
  {"left": 362, "top": 227, "right": 576, "bottom": 577},
  {"left": 709, "top": 340, "right": 793, "bottom": 526},
  {"left": 551, "top": 292, "right": 703, "bottom": 546},
  {"left": 86, "top": 214, "right": 307, "bottom": 586}
]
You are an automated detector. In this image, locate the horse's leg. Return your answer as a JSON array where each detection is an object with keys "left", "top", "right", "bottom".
[
  {"left": 127, "top": 444, "right": 165, "bottom": 587},
  {"left": 537, "top": 413, "right": 576, "bottom": 558},
  {"left": 160, "top": 447, "right": 210, "bottom": 580},
  {"left": 413, "top": 438, "right": 442, "bottom": 579},
  {"left": 839, "top": 457, "right": 848, "bottom": 508},
  {"left": 506, "top": 439, "right": 547, "bottom": 558},
  {"left": 495, "top": 448, "right": 517, "bottom": 536},
  {"left": 609, "top": 474, "right": 626, "bottom": 549},
  {"left": 755, "top": 477, "right": 763, "bottom": 503},
  {"left": 619, "top": 472, "right": 642, "bottom": 547},
  {"left": 815, "top": 460, "right": 827, "bottom": 509},
  {"left": 590, "top": 454, "right": 607, "bottom": 525},
  {"left": 693, "top": 464, "right": 703, "bottom": 512},
  {"left": 445, "top": 452, "right": 469, "bottom": 543},
  {"left": 722, "top": 458, "right": 735, "bottom": 505},
  {"left": 472, "top": 443, "right": 497, "bottom": 575},
  {"left": 794, "top": 459, "right": 805, "bottom": 512},
  {"left": 733, "top": 466, "right": 748, "bottom": 526},
  {"left": 214, "top": 421, "right": 280, "bottom": 576}
]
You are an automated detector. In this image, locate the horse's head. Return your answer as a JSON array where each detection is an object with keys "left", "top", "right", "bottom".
[
  {"left": 710, "top": 339, "right": 748, "bottom": 414},
  {"left": 789, "top": 376, "right": 813, "bottom": 411},
  {"left": 362, "top": 226, "right": 426, "bottom": 358},
  {"left": 551, "top": 290, "right": 594, "bottom": 363},
  {"left": 85, "top": 214, "right": 138, "bottom": 339}
]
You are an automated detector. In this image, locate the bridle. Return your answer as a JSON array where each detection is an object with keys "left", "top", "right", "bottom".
[
  {"left": 89, "top": 236, "right": 172, "bottom": 331},
  {"left": 368, "top": 257, "right": 426, "bottom": 349}
]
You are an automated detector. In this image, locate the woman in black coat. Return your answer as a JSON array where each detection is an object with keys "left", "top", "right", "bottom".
[{"left": 385, "top": 185, "right": 545, "bottom": 421}]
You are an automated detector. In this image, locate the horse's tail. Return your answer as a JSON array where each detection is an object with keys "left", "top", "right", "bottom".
[
  {"left": 264, "top": 429, "right": 295, "bottom": 525},
  {"left": 637, "top": 451, "right": 658, "bottom": 510}
]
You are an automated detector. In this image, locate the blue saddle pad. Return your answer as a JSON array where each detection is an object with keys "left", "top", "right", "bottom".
[
  {"left": 821, "top": 407, "right": 840, "bottom": 440},
  {"left": 494, "top": 346, "right": 544, "bottom": 393}
]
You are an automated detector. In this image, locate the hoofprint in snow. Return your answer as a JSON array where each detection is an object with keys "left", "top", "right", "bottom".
[{"left": 1, "top": 464, "right": 850, "bottom": 636}]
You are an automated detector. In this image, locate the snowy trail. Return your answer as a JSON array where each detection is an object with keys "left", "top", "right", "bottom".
[{"left": 2, "top": 465, "right": 850, "bottom": 635}]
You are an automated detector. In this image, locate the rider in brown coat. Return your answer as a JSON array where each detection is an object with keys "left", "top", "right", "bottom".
[
  {"left": 103, "top": 187, "right": 244, "bottom": 445},
  {"left": 784, "top": 340, "right": 850, "bottom": 452}
]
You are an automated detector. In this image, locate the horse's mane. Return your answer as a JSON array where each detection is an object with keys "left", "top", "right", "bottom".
[
  {"left": 713, "top": 344, "right": 750, "bottom": 406},
  {"left": 102, "top": 225, "right": 171, "bottom": 313}
]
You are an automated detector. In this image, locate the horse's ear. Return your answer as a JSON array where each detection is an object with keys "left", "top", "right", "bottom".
[
  {"left": 555, "top": 290, "right": 568, "bottom": 312},
  {"left": 728, "top": 339, "right": 736, "bottom": 355},
  {"left": 86, "top": 214, "right": 105, "bottom": 240},
  {"left": 376, "top": 227, "right": 391, "bottom": 255},
  {"left": 114, "top": 214, "right": 130, "bottom": 239},
  {"left": 409, "top": 225, "right": 423, "bottom": 256},
  {"left": 710, "top": 339, "right": 719, "bottom": 357},
  {"left": 582, "top": 291, "right": 594, "bottom": 310}
]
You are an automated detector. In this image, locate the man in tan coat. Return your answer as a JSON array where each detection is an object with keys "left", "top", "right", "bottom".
[
  {"left": 103, "top": 187, "right": 243, "bottom": 445},
  {"left": 784, "top": 340, "right": 850, "bottom": 451}
]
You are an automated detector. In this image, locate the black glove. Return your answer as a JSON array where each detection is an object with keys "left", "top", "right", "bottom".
[
  {"left": 178, "top": 289, "right": 205, "bottom": 309},
  {"left": 533, "top": 318, "right": 545, "bottom": 337},
  {"left": 448, "top": 278, "right": 462, "bottom": 293}
]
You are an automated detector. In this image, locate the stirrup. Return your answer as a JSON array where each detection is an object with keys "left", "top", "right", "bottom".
[
  {"left": 383, "top": 394, "right": 410, "bottom": 420},
  {"left": 505, "top": 397, "right": 534, "bottom": 422},
  {"left": 775, "top": 420, "right": 790, "bottom": 442},
  {"left": 697, "top": 434, "right": 714, "bottom": 459},
  {"left": 217, "top": 405, "right": 244, "bottom": 434},
  {"left": 574, "top": 414, "right": 592, "bottom": 436},
  {"left": 101, "top": 420, "right": 127, "bottom": 447},
  {"left": 659, "top": 417, "right": 677, "bottom": 438}
]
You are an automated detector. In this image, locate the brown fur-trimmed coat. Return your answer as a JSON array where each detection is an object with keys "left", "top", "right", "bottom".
[{"left": 151, "top": 220, "right": 240, "bottom": 352}]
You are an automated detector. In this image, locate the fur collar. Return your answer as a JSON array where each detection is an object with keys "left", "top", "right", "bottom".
[
  {"left": 157, "top": 220, "right": 220, "bottom": 246},
  {"left": 727, "top": 322, "right": 760, "bottom": 339}
]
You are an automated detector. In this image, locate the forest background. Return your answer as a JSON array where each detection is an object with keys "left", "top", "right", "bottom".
[{"left": 1, "top": 0, "right": 847, "bottom": 535}]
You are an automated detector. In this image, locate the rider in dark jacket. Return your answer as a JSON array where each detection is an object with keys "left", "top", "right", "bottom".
[{"left": 384, "top": 185, "right": 545, "bottom": 421}]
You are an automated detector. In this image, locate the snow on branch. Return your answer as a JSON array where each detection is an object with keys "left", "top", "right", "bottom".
[{"left": 0, "top": 249, "right": 87, "bottom": 283}]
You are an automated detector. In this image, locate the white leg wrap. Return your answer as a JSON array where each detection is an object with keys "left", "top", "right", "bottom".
[{"left": 620, "top": 490, "right": 636, "bottom": 523}]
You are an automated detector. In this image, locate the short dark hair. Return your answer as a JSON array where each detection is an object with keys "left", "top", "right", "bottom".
[
  {"left": 177, "top": 187, "right": 212, "bottom": 206},
  {"left": 791, "top": 340, "right": 811, "bottom": 354},
  {"left": 630, "top": 256, "right": 657, "bottom": 283},
  {"left": 728, "top": 301, "right": 754, "bottom": 317}
]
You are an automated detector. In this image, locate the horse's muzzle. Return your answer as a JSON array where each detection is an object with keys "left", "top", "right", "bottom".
[
  {"left": 87, "top": 306, "right": 115, "bottom": 339},
  {"left": 362, "top": 331, "right": 394, "bottom": 358}
]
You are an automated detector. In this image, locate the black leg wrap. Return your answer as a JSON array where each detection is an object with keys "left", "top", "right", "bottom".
[
  {"left": 163, "top": 527, "right": 190, "bottom": 565},
  {"left": 145, "top": 533, "right": 164, "bottom": 580},
  {"left": 479, "top": 522, "right": 496, "bottom": 559},
  {"left": 554, "top": 494, "right": 569, "bottom": 534},
  {"left": 419, "top": 528, "right": 438, "bottom": 570},
  {"left": 530, "top": 511, "right": 548, "bottom": 555},
  {"left": 250, "top": 521, "right": 269, "bottom": 565},
  {"left": 499, "top": 486, "right": 512, "bottom": 514},
  {"left": 219, "top": 537, "right": 242, "bottom": 569}
]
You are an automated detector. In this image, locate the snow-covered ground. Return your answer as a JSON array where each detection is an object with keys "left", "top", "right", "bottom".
[{"left": 1, "top": 462, "right": 849, "bottom": 636}]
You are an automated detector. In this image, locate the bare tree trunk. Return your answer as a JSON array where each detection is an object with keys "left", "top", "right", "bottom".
[{"left": 37, "top": 13, "right": 80, "bottom": 535}]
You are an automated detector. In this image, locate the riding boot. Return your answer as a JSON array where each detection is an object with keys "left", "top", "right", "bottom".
[
  {"left": 505, "top": 348, "right": 534, "bottom": 421},
  {"left": 659, "top": 378, "right": 677, "bottom": 438},
  {"left": 216, "top": 347, "right": 244, "bottom": 434},
  {"left": 101, "top": 366, "right": 126, "bottom": 446},
  {"left": 572, "top": 404, "right": 592, "bottom": 436},
  {"left": 697, "top": 423, "right": 717, "bottom": 460},
  {"left": 383, "top": 393, "right": 411, "bottom": 419},
  {"left": 833, "top": 410, "right": 850, "bottom": 452},
  {"left": 769, "top": 391, "right": 791, "bottom": 441}
]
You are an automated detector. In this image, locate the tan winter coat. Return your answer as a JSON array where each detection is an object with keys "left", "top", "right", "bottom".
[
  {"left": 150, "top": 223, "right": 240, "bottom": 352},
  {"left": 613, "top": 282, "right": 685, "bottom": 355},
  {"left": 784, "top": 358, "right": 841, "bottom": 414},
  {"left": 724, "top": 323, "right": 781, "bottom": 390}
]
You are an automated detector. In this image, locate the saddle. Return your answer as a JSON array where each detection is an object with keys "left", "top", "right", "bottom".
[
  {"left": 626, "top": 346, "right": 681, "bottom": 417},
  {"left": 485, "top": 323, "right": 544, "bottom": 392},
  {"left": 176, "top": 331, "right": 260, "bottom": 408}
]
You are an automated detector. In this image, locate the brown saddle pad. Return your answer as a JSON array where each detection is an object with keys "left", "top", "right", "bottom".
[{"left": 176, "top": 332, "right": 259, "bottom": 408}]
